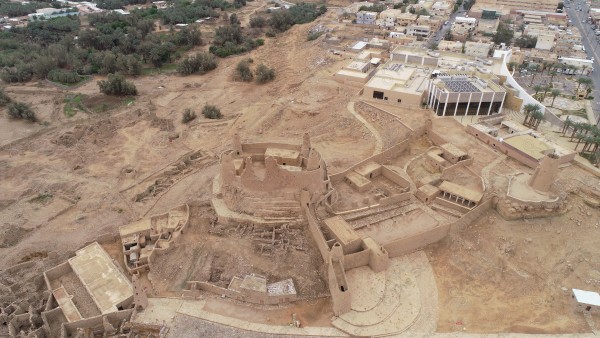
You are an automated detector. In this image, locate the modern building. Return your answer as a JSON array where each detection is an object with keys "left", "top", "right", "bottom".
[
  {"left": 451, "top": 17, "right": 478, "bottom": 40},
  {"left": 396, "top": 13, "right": 418, "bottom": 26},
  {"left": 469, "top": 0, "right": 559, "bottom": 18},
  {"left": 464, "top": 41, "right": 492, "bottom": 58},
  {"left": 356, "top": 11, "right": 378, "bottom": 25},
  {"left": 28, "top": 7, "right": 79, "bottom": 20},
  {"left": 426, "top": 73, "right": 507, "bottom": 116},
  {"left": 406, "top": 25, "right": 431, "bottom": 38},
  {"left": 431, "top": 0, "right": 452, "bottom": 16}
]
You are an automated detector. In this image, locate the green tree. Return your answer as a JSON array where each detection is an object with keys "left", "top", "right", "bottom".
[
  {"left": 0, "top": 88, "right": 11, "bottom": 107},
  {"left": 97, "top": 73, "right": 138, "bottom": 95},
  {"left": 177, "top": 53, "right": 218, "bottom": 75},
  {"left": 550, "top": 89, "right": 561, "bottom": 107},
  {"left": 7, "top": 102, "right": 36, "bottom": 122},
  {"left": 514, "top": 34, "right": 537, "bottom": 48},
  {"left": 576, "top": 77, "right": 593, "bottom": 93},
  {"left": 492, "top": 22, "right": 514, "bottom": 45}
]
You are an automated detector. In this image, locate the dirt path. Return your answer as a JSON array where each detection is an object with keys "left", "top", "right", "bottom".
[{"left": 346, "top": 101, "right": 383, "bottom": 155}]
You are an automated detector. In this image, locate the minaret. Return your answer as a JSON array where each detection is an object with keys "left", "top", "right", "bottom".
[
  {"left": 300, "top": 133, "right": 311, "bottom": 159},
  {"left": 232, "top": 133, "right": 242, "bottom": 156},
  {"left": 528, "top": 152, "right": 560, "bottom": 192}
]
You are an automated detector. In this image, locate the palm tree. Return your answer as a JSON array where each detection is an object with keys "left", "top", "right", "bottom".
[
  {"left": 575, "top": 132, "right": 586, "bottom": 150},
  {"left": 530, "top": 110, "right": 545, "bottom": 130},
  {"left": 529, "top": 64, "right": 540, "bottom": 86},
  {"left": 542, "top": 84, "right": 552, "bottom": 101},
  {"left": 576, "top": 77, "right": 593, "bottom": 93},
  {"left": 523, "top": 103, "right": 541, "bottom": 127},
  {"left": 550, "top": 89, "right": 561, "bottom": 107},
  {"left": 570, "top": 122, "right": 585, "bottom": 141},
  {"left": 549, "top": 70, "right": 558, "bottom": 83},
  {"left": 562, "top": 117, "right": 572, "bottom": 136},
  {"left": 533, "top": 85, "right": 543, "bottom": 96}
]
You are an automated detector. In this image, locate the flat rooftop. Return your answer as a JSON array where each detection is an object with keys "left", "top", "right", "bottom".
[
  {"left": 503, "top": 134, "right": 552, "bottom": 160},
  {"left": 573, "top": 289, "right": 600, "bottom": 306},
  {"left": 439, "top": 180, "right": 483, "bottom": 202},
  {"left": 69, "top": 243, "right": 133, "bottom": 314}
]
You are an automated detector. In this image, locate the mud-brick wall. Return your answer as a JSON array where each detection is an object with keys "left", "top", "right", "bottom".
[
  {"left": 343, "top": 250, "right": 371, "bottom": 270},
  {"left": 301, "top": 191, "right": 330, "bottom": 262},
  {"left": 383, "top": 224, "right": 451, "bottom": 258},
  {"left": 450, "top": 198, "right": 494, "bottom": 232},
  {"left": 330, "top": 141, "right": 410, "bottom": 183},
  {"left": 427, "top": 129, "right": 448, "bottom": 146},
  {"left": 43, "top": 262, "right": 72, "bottom": 290}
]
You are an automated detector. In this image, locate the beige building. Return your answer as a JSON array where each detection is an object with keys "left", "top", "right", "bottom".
[
  {"left": 476, "top": 18, "right": 499, "bottom": 34},
  {"left": 363, "top": 61, "right": 430, "bottom": 106},
  {"left": 438, "top": 40, "right": 464, "bottom": 53},
  {"left": 379, "top": 9, "right": 404, "bottom": 27},
  {"left": 431, "top": 0, "right": 452, "bottom": 16},
  {"left": 470, "top": 0, "right": 559, "bottom": 17},
  {"left": 451, "top": 16, "right": 477, "bottom": 40},
  {"left": 535, "top": 34, "right": 554, "bottom": 51},
  {"left": 464, "top": 41, "right": 492, "bottom": 58},
  {"left": 396, "top": 13, "right": 418, "bottom": 26}
]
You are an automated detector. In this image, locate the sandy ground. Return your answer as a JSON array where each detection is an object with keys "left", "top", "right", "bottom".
[{"left": 1, "top": 3, "right": 600, "bottom": 336}]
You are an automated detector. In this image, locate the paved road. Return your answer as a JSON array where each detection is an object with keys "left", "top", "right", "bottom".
[
  {"left": 566, "top": 0, "right": 600, "bottom": 125},
  {"left": 428, "top": 4, "right": 467, "bottom": 46}
]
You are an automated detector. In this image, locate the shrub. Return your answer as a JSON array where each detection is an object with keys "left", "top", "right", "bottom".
[
  {"left": 250, "top": 16, "right": 267, "bottom": 28},
  {"left": 307, "top": 31, "right": 322, "bottom": 41},
  {"left": 233, "top": 59, "right": 254, "bottom": 82},
  {"left": 202, "top": 104, "right": 222, "bottom": 119},
  {"left": 97, "top": 73, "right": 138, "bottom": 96},
  {"left": 7, "top": 102, "right": 36, "bottom": 122},
  {"left": 177, "top": 53, "right": 218, "bottom": 75},
  {"left": 48, "top": 69, "right": 82, "bottom": 85},
  {"left": 255, "top": 63, "right": 275, "bottom": 84},
  {"left": 181, "top": 108, "right": 197, "bottom": 123},
  {"left": 0, "top": 88, "right": 11, "bottom": 107}
]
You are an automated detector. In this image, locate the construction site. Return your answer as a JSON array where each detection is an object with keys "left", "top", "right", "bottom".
[{"left": 1, "top": 1, "right": 600, "bottom": 337}]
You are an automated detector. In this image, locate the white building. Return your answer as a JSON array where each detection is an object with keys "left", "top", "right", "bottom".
[
  {"left": 406, "top": 25, "right": 431, "bottom": 37},
  {"left": 356, "top": 11, "right": 377, "bottom": 25},
  {"left": 572, "top": 289, "right": 600, "bottom": 314},
  {"left": 558, "top": 57, "right": 594, "bottom": 75}
]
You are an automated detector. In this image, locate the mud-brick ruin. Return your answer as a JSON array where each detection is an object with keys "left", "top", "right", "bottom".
[{"left": 18, "top": 116, "right": 599, "bottom": 336}]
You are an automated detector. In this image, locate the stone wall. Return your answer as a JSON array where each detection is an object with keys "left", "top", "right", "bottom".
[{"left": 187, "top": 281, "right": 297, "bottom": 305}]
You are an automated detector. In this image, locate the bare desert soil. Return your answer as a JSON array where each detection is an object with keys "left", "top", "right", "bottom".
[{"left": 1, "top": 4, "right": 600, "bottom": 336}]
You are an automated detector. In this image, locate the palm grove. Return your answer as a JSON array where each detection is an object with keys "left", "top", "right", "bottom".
[{"left": 0, "top": 0, "right": 326, "bottom": 120}]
